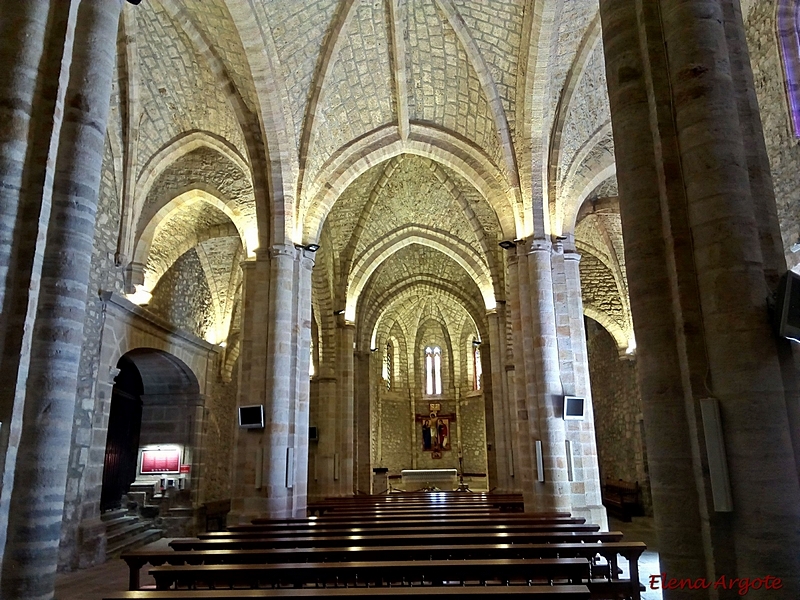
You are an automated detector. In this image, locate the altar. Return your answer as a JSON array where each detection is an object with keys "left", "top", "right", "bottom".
[{"left": 400, "top": 468, "right": 458, "bottom": 491}]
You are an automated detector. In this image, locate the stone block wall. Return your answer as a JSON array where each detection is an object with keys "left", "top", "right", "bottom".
[
  {"left": 147, "top": 249, "right": 215, "bottom": 340},
  {"left": 586, "top": 318, "right": 651, "bottom": 515},
  {"left": 377, "top": 394, "right": 412, "bottom": 474},
  {"left": 746, "top": 0, "right": 800, "bottom": 270},
  {"left": 201, "top": 373, "right": 239, "bottom": 503},
  {"left": 458, "top": 394, "right": 489, "bottom": 476}
]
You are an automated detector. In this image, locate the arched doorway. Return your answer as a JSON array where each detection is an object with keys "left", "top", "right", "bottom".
[
  {"left": 100, "top": 348, "right": 202, "bottom": 512},
  {"left": 100, "top": 355, "right": 144, "bottom": 511}
]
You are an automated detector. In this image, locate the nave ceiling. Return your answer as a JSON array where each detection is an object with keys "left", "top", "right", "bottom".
[{"left": 102, "top": 0, "right": 634, "bottom": 364}]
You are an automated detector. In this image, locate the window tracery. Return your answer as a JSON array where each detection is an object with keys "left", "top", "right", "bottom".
[{"left": 425, "top": 346, "right": 442, "bottom": 395}]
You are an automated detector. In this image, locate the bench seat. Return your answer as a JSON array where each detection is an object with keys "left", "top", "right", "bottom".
[
  {"left": 103, "top": 586, "right": 590, "bottom": 600},
  {"left": 150, "top": 558, "right": 590, "bottom": 590}
]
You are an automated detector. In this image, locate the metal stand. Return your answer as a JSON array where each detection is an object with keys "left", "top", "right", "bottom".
[{"left": 455, "top": 454, "right": 472, "bottom": 492}]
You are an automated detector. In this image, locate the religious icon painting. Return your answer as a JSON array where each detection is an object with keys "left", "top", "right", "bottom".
[
  {"left": 421, "top": 415, "right": 451, "bottom": 453},
  {"left": 421, "top": 418, "right": 433, "bottom": 451}
]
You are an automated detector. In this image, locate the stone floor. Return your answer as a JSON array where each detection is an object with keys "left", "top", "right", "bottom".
[
  {"left": 610, "top": 516, "right": 662, "bottom": 600},
  {"left": 54, "top": 538, "right": 170, "bottom": 600},
  {"left": 54, "top": 519, "right": 662, "bottom": 600}
]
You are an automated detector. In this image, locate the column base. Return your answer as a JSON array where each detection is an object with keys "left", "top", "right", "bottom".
[
  {"left": 571, "top": 504, "right": 609, "bottom": 531},
  {"left": 77, "top": 517, "right": 107, "bottom": 570}
]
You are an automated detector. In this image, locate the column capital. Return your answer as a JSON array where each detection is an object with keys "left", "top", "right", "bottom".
[
  {"left": 526, "top": 237, "right": 552, "bottom": 255},
  {"left": 336, "top": 314, "right": 356, "bottom": 329},
  {"left": 563, "top": 250, "right": 582, "bottom": 263},
  {"left": 252, "top": 247, "right": 273, "bottom": 262},
  {"left": 270, "top": 243, "right": 297, "bottom": 259}
]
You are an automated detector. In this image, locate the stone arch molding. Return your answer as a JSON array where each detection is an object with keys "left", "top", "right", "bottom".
[
  {"left": 300, "top": 125, "right": 522, "bottom": 244},
  {"left": 120, "top": 348, "right": 201, "bottom": 397},
  {"left": 125, "top": 130, "right": 251, "bottom": 261},
  {"left": 345, "top": 226, "right": 496, "bottom": 321},
  {"left": 364, "top": 277, "right": 488, "bottom": 349},
  {"left": 583, "top": 306, "right": 629, "bottom": 355},
  {"left": 132, "top": 188, "right": 247, "bottom": 295}
]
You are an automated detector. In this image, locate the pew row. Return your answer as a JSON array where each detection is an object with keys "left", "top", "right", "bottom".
[
  {"left": 121, "top": 541, "right": 645, "bottom": 592},
  {"left": 103, "top": 586, "right": 591, "bottom": 600},
  {"left": 149, "top": 557, "right": 590, "bottom": 589}
]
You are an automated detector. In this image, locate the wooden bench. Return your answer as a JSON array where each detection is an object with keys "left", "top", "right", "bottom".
[
  {"left": 602, "top": 480, "right": 641, "bottom": 522},
  {"left": 169, "top": 527, "right": 609, "bottom": 551},
  {"left": 149, "top": 557, "right": 591, "bottom": 590},
  {"left": 235, "top": 514, "right": 582, "bottom": 532},
  {"left": 122, "top": 540, "right": 643, "bottom": 591},
  {"left": 203, "top": 500, "right": 232, "bottom": 532},
  {"left": 200, "top": 521, "right": 592, "bottom": 540},
  {"left": 104, "top": 586, "right": 591, "bottom": 600},
  {"left": 306, "top": 494, "right": 524, "bottom": 515},
  {"left": 250, "top": 510, "right": 570, "bottom": 524},
  {"left": 113, "top": 493, "right": 642, "bottom": 600}
]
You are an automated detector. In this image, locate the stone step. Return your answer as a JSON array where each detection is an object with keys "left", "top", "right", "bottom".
[
  {"left": 106, "top": 528, "right": 162, "bottom": 558},
  {"left": 104, "top": 515, "right": 138, "bottom": 534},
  {"left": 100, "top": 508, "right": 128, "bottom": 522},
  {"left": 106, "top": 520, "right": 152, "bottom": 546}
]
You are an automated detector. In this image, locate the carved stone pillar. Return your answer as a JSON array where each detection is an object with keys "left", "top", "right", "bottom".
[
  {"left": 336, "top": 320, "right": 355, "bottom": 495},
  {"left": 230, "top": 245, "right": 314, "bottom": 521},
  {"left": 0, "top": 1, "right": 124, "bottom": 597},
  {"left": 601, "top": 0, "right": 800, "bottom": 592}
]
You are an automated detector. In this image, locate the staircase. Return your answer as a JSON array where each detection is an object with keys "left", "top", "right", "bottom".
[{"left": 102, "top": 509, "right": 162, "bottom": 559}]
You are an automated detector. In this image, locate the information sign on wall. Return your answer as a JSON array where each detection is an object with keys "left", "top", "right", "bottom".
[{"left": 140, "top": 449, "right": 181, "bottom": 474}]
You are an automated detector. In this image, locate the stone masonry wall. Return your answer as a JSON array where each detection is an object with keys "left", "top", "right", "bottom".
[
  {"left": 377, "top": 394, "right": 412, "bottom": 475},
  {"left": 147, "top": 249, "right": 215, "bottom": 340},
  {"left": 586, "top": 318, "right": 651, "bottom": 515},
  {"left": 746, "top": 1, "right": 800, "bottom": 270},
  {"left": 201, "top": 369, "right": 239, "bottom": 503}
]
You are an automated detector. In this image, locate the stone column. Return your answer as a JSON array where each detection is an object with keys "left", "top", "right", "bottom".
[
  {"left": 552, "top": 245, "right": 606, "bottom": 527},
  {"left": 312, "top": 376, "right": 337, "bottom": 501},
  {"left": 601, "top": 0, "right": 800, "bottom": 592},
  {"left": 336, "top": 319, "right": 355, "bottom": 495},
  {"left": 291, "top": 251, "right": 314, "bottom": 516},
  {"left": 487, "top": 308, "right": 514, "bottom": 492},
  {"left": 230, "top": 245, "right": 313, "bottom": 520},
  {"left": 506, "top": 253, "right": 535, "bottom": 504},
  {"left": 526, "top": 240, "right": 570, "bottom": 513},
  {"left": 0, "top": 1, "right": 123, "bottom": 597},
  {"left": 354, "top": 350, "right": 372, "bottom": 494},
  {"left": 230, "top": 253, "right": 270, "bottom": 521}
]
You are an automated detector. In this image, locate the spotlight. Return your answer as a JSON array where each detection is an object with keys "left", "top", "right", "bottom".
[
  {"left": 333, "top": 309, "right": 345, "bottom": 316},
  {"left": 126, "top": 0, "right": 143, "bottom": 4},
  {"left": 305, "top": 244, "right": 320, "bottom": 252},
  {"left": 472, "top": 339, "right": 481, "bottom": 347},
  {"left": 498, "top": 240, "right": 515, "bottom": 250}
]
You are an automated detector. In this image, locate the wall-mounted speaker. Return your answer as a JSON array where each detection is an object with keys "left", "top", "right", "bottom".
[
  {"left": 700, "top": 398, "right": 733, "bottom": 512},
  {"left": 535, "top": 440, "right": 544, "bottom": 482}
]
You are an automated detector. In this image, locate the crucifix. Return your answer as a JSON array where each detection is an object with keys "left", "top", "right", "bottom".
[{"left": 415, "top": 403, "right": 456, "bottom": 458}]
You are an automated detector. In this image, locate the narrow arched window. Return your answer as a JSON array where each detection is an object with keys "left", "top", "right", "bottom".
[
  {"left": 473, "top": 342, "right": 482, "bottom": 391},
  {"left": 383, "top": 341, "right": 393, "bottom": 389},
  {"left": 425, "top": 346, "right": 442, "bottom": 395},
  {"left": 778, "top": 0, "right": 800, "bottom": 136}
]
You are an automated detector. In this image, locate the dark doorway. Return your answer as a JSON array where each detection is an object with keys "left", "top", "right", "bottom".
[{"left": 100, "top": 355, "right": 144, "bottom": 512}]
